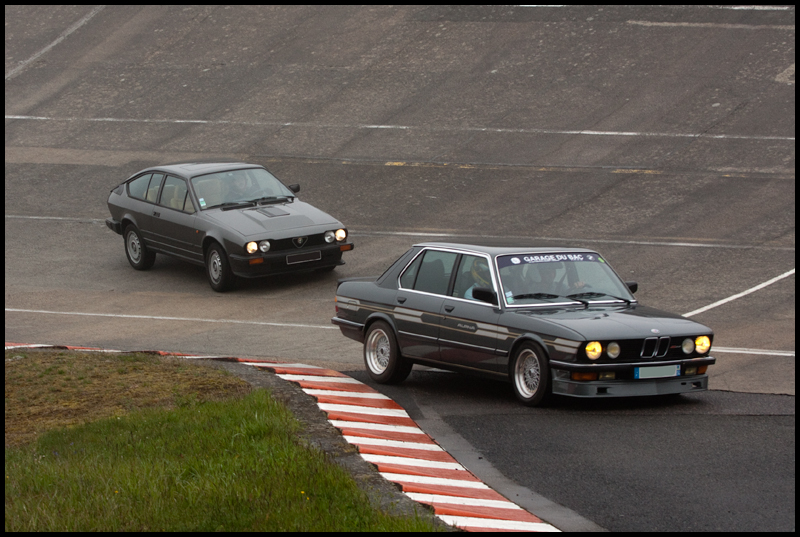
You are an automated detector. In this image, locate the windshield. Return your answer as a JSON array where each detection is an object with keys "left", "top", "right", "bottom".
[
  {"left": 190, "top": 168, "right": 295, "bottom": 210},
  {"left": 496, "top": 253, "right": 634, "bottom": 306}
]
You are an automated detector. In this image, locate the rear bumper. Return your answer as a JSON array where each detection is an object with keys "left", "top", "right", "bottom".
[
  {"left": 229, "top": 242, "right": 353, "bottom": 278},
  {"left": 105, "top": 218, "right": 122, "bottom": 235},
  {"left": 331, "top": 316, "right": 365, "bottom": 343}
]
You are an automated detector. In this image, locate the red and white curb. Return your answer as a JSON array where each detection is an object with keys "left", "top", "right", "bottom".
[
  {"left": 6, "top": 344, "right": 559, "bottom": 532},
  {"left": 236, "top": 360, "right": 559, "bottom": 532}
]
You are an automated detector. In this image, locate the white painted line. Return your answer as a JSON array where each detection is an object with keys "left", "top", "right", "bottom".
[
  {"left": 405, "top": 492, "right": 523, "bottom": 510},
  {"left": 357, "top": 230, "right": 795, "bottom": 252},
  {"left": 360, "top": 454, "right": 466, "bottom": 471},
  {"left": 437, "top": 514, "right": 560, "bottom": 532},
  {"left": 5, "top": 215, "right": 105, "bottom": 223},
  {"left": 628, "top": 20, "right": 794, "bottom": 30},
  {"left": 6, "top": 214, "right": 795, "bottom": 252},
  {"left": 4, "top": 308, "right": 337, "bottom": 330},
  {"left": 5, "top": 114, "right": 794, "bottom": 141},
  {"left": 303, "top": 389, "right": 391, "bottom": 399},
  {"left": 5, "top": 6, "right": 106, "bottom": 81},
  {"left": 277, "top": 374, "right": 361, "bottom": 383},
  {"left": 712, "top": 347, "right": 795, "bottom": 357},
  {"left": 330, "top": 421, "right": 428, "bottom": 435},
  {"left": 380, "top": 472, "right": 489, "bottom": 489},
  {"left": 344, "top": 436, "right": 443, "bottom": 451},
  {"left": 317, "top": 403, "right": 410, "bottom": 418},
  {"left": 683, "top": 268, "right": 795, "bottom": 317}
]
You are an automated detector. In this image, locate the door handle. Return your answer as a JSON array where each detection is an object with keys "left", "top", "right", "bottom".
[
  {"left": 444, "top": 305, "right": 455, "bottom": 313},
  {"left": 396, "top": 297, "right": 407, "bottom": 304}
]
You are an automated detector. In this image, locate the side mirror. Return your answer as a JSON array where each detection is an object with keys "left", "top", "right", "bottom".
[
  {"left": 625, "top": 281, "right": 638, "bottom": 294},
  {"left": 472, "top": 287, "right": 498, "bottom": 306},
  {"left": 288, "top": 184, "right": 300, "bottom": 194}
]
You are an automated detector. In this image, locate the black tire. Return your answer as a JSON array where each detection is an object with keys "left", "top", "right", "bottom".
[
  {"left": 124, "top": 224, "right": 156, "bottom": 270},
  {"left": 363, "top": 321, "right": 412, "bottom": 384},
  {"left": 205, "top": 242, "right": 236, "bottom": 292},
  {"left": 510, "top": 342, "right": 551, "bottom": 406}
]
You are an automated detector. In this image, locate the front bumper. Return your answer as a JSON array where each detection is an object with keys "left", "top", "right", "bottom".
[
  {"left": 229, "top": 242, "right": 353, "bottom": 278},
  {"left": 550, "top": 355, "right": 715, "bottom": 398}
]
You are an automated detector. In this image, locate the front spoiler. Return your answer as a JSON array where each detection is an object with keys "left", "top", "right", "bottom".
[{"left": 552, "top": 373, "right": 709, "bottom": 398}]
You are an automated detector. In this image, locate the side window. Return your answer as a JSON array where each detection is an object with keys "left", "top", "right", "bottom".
[
  {"left": 158, "top": 175, "right": 191, "bottom": 212},
  {"left": 412, "top": 250, "right": 457, "bottom": 295},
  {"left": 453, "top": 255, "right": 492, "bottom": 300},
  {"left": 145, "top": 173, "right": 165, "bottom": 203},
  {"left": 183, "top": 195, "right": 195, "bottom": 213},
  {"left": 399, "top": 252, "right": 424, "bottom": 289},
  {"left": 128, "top": 174, "right": 151, "bottom": 200}
]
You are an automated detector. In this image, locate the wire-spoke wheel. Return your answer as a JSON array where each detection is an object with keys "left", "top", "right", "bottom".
[
  {"left": 511, "top": 342, "right": 550, "bottom": 406},
  {"left": 364, "top": 321, "right": 412, "bottom": 384}
]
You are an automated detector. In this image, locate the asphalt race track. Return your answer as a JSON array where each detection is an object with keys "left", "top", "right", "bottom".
[{"left": 5, "top": 5, "right": 795, "bottom": 532}]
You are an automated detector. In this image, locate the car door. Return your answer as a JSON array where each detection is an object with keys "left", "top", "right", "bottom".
[
  {"left": 151, "top": 175, "right": 202, "bottom": 263},
  {"left": 394, "top": 248, "right": 458, "bottom": 361},
  {"left": 124, "top": 173, "right": 162, "bottom": 244},
  {"left": 439, "top": 253, "right": 503, "bottom": 373}
]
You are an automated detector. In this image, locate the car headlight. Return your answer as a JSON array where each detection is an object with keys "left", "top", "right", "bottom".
[
  {"left": 681, "top": 338, "right": 695, "bottom": 354},
  {"left": 585, "top": 341, "right": 602, "bottom": 360},
  {"left": 246, "top": 241, "right": 258, "bottom": 254},
  {"left": 335, "top": 228, "right": 347, "bottom": 242},
  {"left": 607, "top": 341, "right": 621, "bottom": 359},
  {"left": 259, "top": 240, "right": 271, "bottom": 253},
  {"left": 695, "top": 336, "right": 711, "bottom": 354},
  {"left": 324, "top": 231, "right": 335, "bottom": 243}
]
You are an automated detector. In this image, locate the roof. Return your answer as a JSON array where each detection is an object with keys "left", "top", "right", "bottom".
[
  {"left": 414, "top": 242, "right": 597, "bottom": 256},
  {"left": 137, "top": 161, "right": 263, "bottom": 179}
]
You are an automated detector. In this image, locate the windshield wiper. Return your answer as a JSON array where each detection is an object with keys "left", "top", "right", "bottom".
[
  {"left": 567, "top": 291, "right": 630, "bottom": 304},
  {"left": 206, "top": 200, "right": 255, "bottom": 210},
  {"left": 513, "top": 293, "right": 561, "bottom": 300},
  {"left": 249, "top": 195, "right": 294, "bottom": 205}
]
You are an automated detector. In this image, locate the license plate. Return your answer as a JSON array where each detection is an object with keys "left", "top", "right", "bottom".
[
  {"left": 286, "top": 250, "right": 322, "bottom": 265},
  {"left": 635, "top": 365, "right": 680, "bottom": 379}
]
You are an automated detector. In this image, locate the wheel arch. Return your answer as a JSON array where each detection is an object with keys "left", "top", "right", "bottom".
[{"left": 507, "top": 334, "right": 552, "bottom": 376}]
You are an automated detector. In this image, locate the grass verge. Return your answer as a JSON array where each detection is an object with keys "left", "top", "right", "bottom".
[{"left": 5, "top": 349, "right": 438, "bottom": 531}]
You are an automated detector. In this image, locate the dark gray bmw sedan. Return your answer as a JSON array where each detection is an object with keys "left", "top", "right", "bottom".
[
  {"left": 106, "top": 162, "right": 353, "bottom": 291},
  {"left": 332, "top": 243, "right": 715, "bottom": 406}
]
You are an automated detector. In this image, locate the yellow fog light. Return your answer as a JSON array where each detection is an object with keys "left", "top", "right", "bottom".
[
  {"left": 246, "top": 241, "right": 258, "bottom": 254},
  {"left": 599, "top": 372, "right": 616, "bottom": 381},
  {"left": 695, "top": 336, "right": 711, "bottom": 354},
  {"left": 585, "top": 341, "right": 602, "bottom": 360}
]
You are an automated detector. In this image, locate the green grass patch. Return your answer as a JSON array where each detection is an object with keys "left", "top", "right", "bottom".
[{"left": 5, "top": 350, "right": 438, "bottom": 531}]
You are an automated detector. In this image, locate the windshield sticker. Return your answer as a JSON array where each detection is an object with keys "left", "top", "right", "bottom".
[
  {"left": 199, "top": 198, "right": 207, "bottom": 207},
  {"left": 498, "top": 253, "right": 603, "bottom": 269}
]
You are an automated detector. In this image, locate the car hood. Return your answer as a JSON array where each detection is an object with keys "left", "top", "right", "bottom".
[
  {"left": 204, "top": 201, "right": 341, "bottom": 238},
  {"left": 512, "top": 304, "right": 712, "bottom": 340}
]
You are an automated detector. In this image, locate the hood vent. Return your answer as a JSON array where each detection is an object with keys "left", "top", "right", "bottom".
[{"left": 258, "top": 207, "right": 290, "bottom": 218}]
